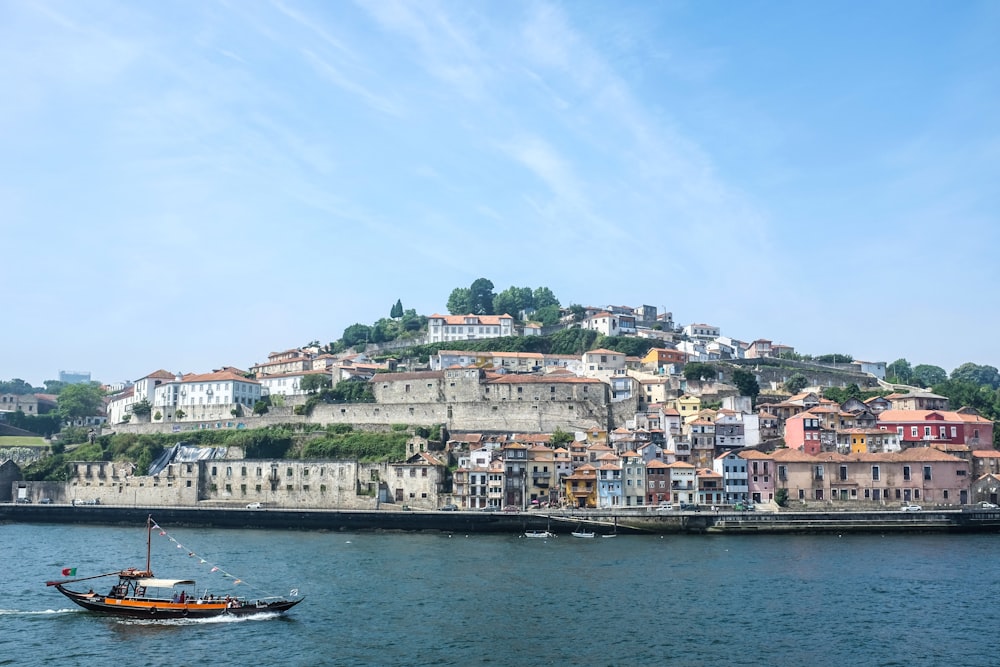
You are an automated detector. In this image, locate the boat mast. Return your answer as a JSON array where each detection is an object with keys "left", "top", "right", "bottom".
[{"left": 146, "top": 514, "right": 152, "bottom": 574}]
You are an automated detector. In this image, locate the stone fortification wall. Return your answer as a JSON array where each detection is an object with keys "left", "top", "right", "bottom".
[
  {"left": 728, "top": 359, "right": 878, "bottom": 390},
  {"left": 16, "top": 457, "right": 445, "bottom": 510},
  {"left": 106, "top": 367, "right": 622, "bottom": 437}
]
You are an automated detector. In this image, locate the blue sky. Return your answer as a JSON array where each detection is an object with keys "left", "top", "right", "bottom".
[{"left": 2, "top": 0, "right": 998, "bottom": 387}]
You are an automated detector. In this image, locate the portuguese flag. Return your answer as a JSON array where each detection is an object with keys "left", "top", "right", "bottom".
[{"left": 61, "top": 568, "right": 77, "bottom": 577}]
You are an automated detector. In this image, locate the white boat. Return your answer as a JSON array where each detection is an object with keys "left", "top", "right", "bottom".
[
  {"left": 523, "top": 530, "right": 555, "bottom": 539},
  {"left": 570, "top": 530, "right": 596, "bottom": 538}
]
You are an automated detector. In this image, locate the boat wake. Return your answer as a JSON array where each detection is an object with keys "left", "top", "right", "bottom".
[
  {"left": 115, "top": 611, "right": 283, "bottom": 626},
  {"left": 0, "top": 608, "right": 80, "bottom": 616}
]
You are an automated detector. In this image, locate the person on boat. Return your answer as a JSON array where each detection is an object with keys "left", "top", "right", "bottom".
[
  {"left": 179, "top": 591, "right": 186, "bottom": 604},
  {"left": 172, "top": 592, "right": 179, "bottom": 603}
]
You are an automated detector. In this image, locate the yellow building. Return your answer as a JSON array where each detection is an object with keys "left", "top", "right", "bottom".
[
  {"left": 673, "top": 394, "right": 701, "bottom": 422},
  {"left": 564, "top": 464, "right": 597, "bottom": 508}
]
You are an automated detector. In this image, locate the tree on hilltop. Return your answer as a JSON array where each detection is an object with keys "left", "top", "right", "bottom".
[
  {"left": 533, "top": 287, "right": 559, "bottom": 309},
  {"left": 733, "top": 368, "right": 760, "bottom": 403},
  {"left": 390, "top": 299, "right": 403, "bottom": 318},
  {"left": 912, "top": 364, "right": 946, "bottom": 388},
  {"left": 469, "top": 278, "right": 496, "bottom": 315},
  {"left": 493, "top": 286, "right": 534, "bottom": 320},
  {"left": 888, "top": 358, "right": 913, "bottom": 384},
  {"left": 950, "top": 363, "right": 1000, "bottom": 389},
  {"left": 56, "top": 383, "right": 104, "bottom": 423},
  {"left": 447, "top": 287, "right": 472, "bottom": 314}
]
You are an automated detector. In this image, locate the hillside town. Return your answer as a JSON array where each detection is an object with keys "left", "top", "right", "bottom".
[{"left": 3, "top": 303, "right": 999, "bottom": 511}]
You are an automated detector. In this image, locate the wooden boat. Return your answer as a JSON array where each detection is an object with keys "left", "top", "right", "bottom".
[{"left": 46, "top": 515, "right": 303, "bottom": 619}]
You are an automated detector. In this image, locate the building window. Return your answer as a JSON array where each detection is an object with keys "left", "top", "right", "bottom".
[
  {"left": 903, "top": 466, "right": 911, "bottom": 481},
  {"left": 923, "top": 466, "right": 932, "bottom": 481},
  {"left": 872, "top": 465, "right": 880, "bottom": 481}
]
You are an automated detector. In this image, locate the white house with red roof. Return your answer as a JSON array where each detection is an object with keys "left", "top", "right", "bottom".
[
  {"left": 149, "top": 369, "right": 261, "bottom": 421},
  {"left": 426, "top": 313, "right": 514, "bottom": 343}
]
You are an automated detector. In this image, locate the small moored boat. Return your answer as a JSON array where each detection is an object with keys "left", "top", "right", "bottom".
[
  {"left": 46, "top": 515, "right": 303, "bottom": 619},
  {"left": 523, "top": 530, "right": 555, "bottom": 539}
]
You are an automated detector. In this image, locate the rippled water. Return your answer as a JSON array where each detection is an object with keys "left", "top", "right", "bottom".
[{"left": 2, "top": 521, "right": 998, "bottom": 666}]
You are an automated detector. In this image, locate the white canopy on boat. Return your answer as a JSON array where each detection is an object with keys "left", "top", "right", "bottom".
[{"left": 135, "top": 578, "right": 196, "bottom": 588}]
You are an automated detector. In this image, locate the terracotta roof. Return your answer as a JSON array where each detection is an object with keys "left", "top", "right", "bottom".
[
  {"left": 429, "top": 313, "right": 513, "bottom": 325},
  {"left": 971, "top": 450, "right": 1000, "bottom": 458},
  {"left": 739, "top": 450, "right": 773, "bottom": 460},
  {"left": 181, "top": 370, "right": 260, "bottom": 385},
  {"left": 585, "top": 348, "right": 622, "bottom": 356},
  {"left": 878, "top": 409, "right": 991, "bottom": 423}
]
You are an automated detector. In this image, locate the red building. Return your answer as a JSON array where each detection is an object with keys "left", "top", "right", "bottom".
[{"left": 876, "top": 410, "right": 993, "bottom": 449}]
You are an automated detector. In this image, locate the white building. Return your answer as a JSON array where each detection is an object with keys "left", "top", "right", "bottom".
[
  {"left": 683, "top": 323, "right": 721, "bottom": 340},
  {"left": 151, "top": 370, "right": 261, "bottom": 418},
  {"left": 427, "top": 314, "right": 514, "bottom": 343},
  {"left": 714, "top": 451, "right": 749, "bottom": 505}
]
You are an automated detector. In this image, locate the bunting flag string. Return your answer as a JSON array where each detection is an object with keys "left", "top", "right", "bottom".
[{"left": 150, "top": 523, "right": 271, "bottom": 598}]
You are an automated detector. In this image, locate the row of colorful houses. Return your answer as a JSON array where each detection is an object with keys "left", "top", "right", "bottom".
[{"left": 449, "top": 431, "right": 999, "bottom": 510}]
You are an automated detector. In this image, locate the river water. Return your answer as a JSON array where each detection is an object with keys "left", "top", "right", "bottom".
[{"left": 1, "top": 521, "right": 997, "bottom": 667}]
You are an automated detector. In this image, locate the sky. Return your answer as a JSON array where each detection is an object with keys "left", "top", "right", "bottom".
[{"left": 2, "top": 0, "right": 999, "bottom": 387}]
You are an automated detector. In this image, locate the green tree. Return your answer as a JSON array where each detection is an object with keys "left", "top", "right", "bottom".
[
  {"left": 400, "top": 309, "right": 426, "bottom": 332},
  {"left": 775, "top": 488, "right": 788, "bottom": 507},
  {"left": 534, "top": 304, "right": 562, "bottom": 327},
  {"left": 175, "top": 409, "right": 186, "bottom": 419},
  {"left": 784, "top": 373, "right": 809, "bottom": 394},
  {"left": 684, "top": 362, "right": 718, "bottom": 382},
  {"left": 341, "top": 323, "right": 373, "bottom": 349},
  {"left": 815, "top": 353, "right": 854, "bottom": 365},
  {"left": 532, "top": 286, "right": 559, "bottom": 309},
  {"left": 447, "top": 287, "right": 472, "bottom": 314},
  {"left": 912, "top": 364, "right": 947, "bottom": 388},
  {"left": 301, "top": 374, "right": 331, "bottom": 393},
  {"left": 568, "top": 304, "right": 586, "bottom": 322},
  {"left": 469, "top": 278, "right": 496, "bottom": 315},
  {"left": 56, "top": 383, "right": 104, "bottom": 422},
  {"left": 0, "top": 378, "right": 38, "bottom": 394},
  {"left": 950, "top": 363, "right": 1000, "bottom": 389},
  {"left": 733, "top": 368, "right": 761, "bottom": 402},
  {"left": 131, "top": 399, "right": 152, "bottom": 418},
  {"left": 550, "top": 427, "right": 574, "bottom": 447},
  {"left": 493, "top": 286, "right": 534, "bottom": 319},
  {"left": 390, "top": 299, "right": 403, "bottom": 318},
  {"left": 43, "top": 380, "right": 68, "bottom": 394},
  {"left": 601, "top": 336, "right": 655, "bottom": 358},
  {"left": 252, "top": 400, "right": 269, "bottom": 416},
  {"left": 887, "top": 358, "right": 913, "bottom": 384}
]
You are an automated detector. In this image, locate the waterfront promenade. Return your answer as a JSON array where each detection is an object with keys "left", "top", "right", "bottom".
[{"left": 5, "top": 503, "right": 1000, "bottom": 535}]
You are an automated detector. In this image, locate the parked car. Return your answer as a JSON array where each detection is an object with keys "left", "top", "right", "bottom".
[
  {"left": 978, "top": 501, "right": 999, "bottom": 509},
  {"left": 502, "top": 505, "right": 520, "bottom": 513},
  {"left": 15, "top": 497, "right": 31, "bottom": 504},
  {"left": 39, "top": 498, "right": 52, "bottom": 504},
  {"left": 901, "top": 504, "right": 922, "bottom": 512},
  {"left": 680, "top": 503, "right": 701, "bottom": 512},
  {"left": 245, "top": 502, "right": 265, "bottom": 510},
  {"left": 656, "top": 503, "right": 674, "bottom": 512},
  {"left": 440, "top": 504, "right": 458, "bottom": 511}
]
